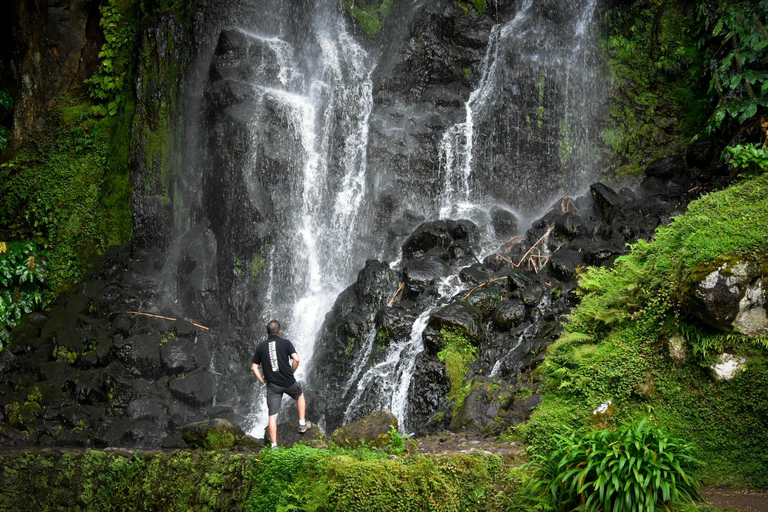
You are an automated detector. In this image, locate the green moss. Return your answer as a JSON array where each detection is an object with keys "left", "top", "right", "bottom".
[
  {"left": 438, "top": 327, "right": 478, "bottom": 415},
  {"left": 345, "top": 0, "right": 396, "bottom": 37}
]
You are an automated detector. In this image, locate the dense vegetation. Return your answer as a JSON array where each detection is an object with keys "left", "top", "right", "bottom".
[{"left": 524, "top": 165, "right": 768, "bottom": 487}]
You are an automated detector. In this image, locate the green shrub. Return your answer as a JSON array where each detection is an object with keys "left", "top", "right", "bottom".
[
  {"left": 0, "top": 241, "right": 48, "bottom": 347},
  {"left": 697, "top": 0, "right": 768, "bottom": 131},
  {"left": 527, "top": 419, "right": 703, "bottom": 512}
]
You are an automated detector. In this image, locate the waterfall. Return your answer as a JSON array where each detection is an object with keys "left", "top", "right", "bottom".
[
  {"left": 339, "top": 0, "right": 601, "bottom": 431},
  {"left": 185, "top": 0, "right": 603, "bottom": 436},
  {"left": 230, "top": 4, "right": 375, "bottom": 433}
]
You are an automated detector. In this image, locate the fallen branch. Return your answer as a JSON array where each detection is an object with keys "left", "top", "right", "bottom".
[
  {"left": 104, "top": 310, "right": 210, "bottom": 331},
  {"left": 387, "top": 282, "right": 405, "bottom": 307},
  {"left": 479, "top": 245, "right": 517, "bottom": 266},
  {"left": 464, "top": 276, "right": 508, "bottom": 301}
]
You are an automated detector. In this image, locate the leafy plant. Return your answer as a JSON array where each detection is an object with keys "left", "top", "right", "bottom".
[
  {"left": 725, "top": 142, "right": 768, "bottom": 172},
  {"left": 698, "top": 0, "right": 768, "bottom": 132},
  {"left": 527, "top": 419, "right": 703, "bottom": 512},
  {"left": 86, "top": 0, "right": 137, "bottom": 116},
  {"left": 0, "top": 241, "right": 48, "bottom": 347}
]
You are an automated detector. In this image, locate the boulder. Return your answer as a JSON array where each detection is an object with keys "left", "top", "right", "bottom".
[
  {"left": 590, "top": 183, "right": 625, "bottom": 224},
  {"left": 492, "top": 300, "right": 526, "bottom": 331},
  {"left": 403, "top": 255, "right": 450, "bottom": 296},
  {"left": 644, "top": 156, "right": 686, "bottom": 179},
  {"left": 169, "top": 371, "right": 216, "bottom": 406},
  {"left": 401, "top": 219, "right": 479, "bottom": 263},
  {"left": 449, "top": 377, "right": 515, "bottom": 433},
  {"left": 553, "top": 211, "right": 586, "bottom": 240},
  {"left": 689, "top": 260, "right": 767, "bottom": 334},
  {"left": 686, "top": 136, "right": 717, "bottom": 170},
  {"left": 489, "top": 206, "right": 519, "bottom": 239},
  {"left": 331, "top": 409, "right": 398, "bottom": 448},
  {"left": 733, "top": 278, "right": 768, "bottom": 337},
  {"left": 548, "top": 248, "right": 582, "bottom": 281},
  {"left": 182, "top": 418, "right": 260, "bottom": 450},
  {"left": 709, "top": 353, "right": 747, "bottom": 381},
  {"left": 667, "top": 335, "right": 687, "bottom": 364},
  {"left": 406, "top": 356, "right": 450, "bottom": 435},
  {"left": 423, "top": 302, "right": 483, "bottom": 354}
]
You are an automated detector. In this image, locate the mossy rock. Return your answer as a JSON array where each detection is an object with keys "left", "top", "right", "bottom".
[
  {"left": 181, "top": 418, "right": 260, "bottom": 451},
  {"left": 331, "top": 409, "right": 397, "bottom": 448}
]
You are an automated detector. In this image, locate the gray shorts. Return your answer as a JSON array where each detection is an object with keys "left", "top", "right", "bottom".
[{"left": 266, "top": 382, "right": 303, "bottom": 416}]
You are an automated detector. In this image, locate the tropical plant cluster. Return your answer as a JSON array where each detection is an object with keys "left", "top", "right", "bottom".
[
  {"left": 698, "top": 0, "right": 768, "bottom": 134},
  {"left": 0, "top": 241, "right": 47, "bottom": 347}
]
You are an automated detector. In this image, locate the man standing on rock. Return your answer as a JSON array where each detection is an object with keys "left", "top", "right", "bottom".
[{"left": 251, "top": 320, "right": 311, "bottom": 449}]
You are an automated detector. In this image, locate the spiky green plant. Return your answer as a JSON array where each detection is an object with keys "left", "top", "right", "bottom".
[{"left": 527, "top": 419, "right": 703, "bottom": 512}]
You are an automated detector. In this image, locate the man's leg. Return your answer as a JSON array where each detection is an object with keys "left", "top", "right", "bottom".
[
  {"left": 268, "top": 414, "right": 278, "bottom": 446},
  {"left": 297, "top": 393, "right": 306, "bottom": 421}
]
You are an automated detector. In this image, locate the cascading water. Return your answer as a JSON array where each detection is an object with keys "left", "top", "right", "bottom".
[
  {"left": 227, "top": 3, "right": 375, "bottom": 434},
  {"left": 342, "top": 275, "right": 467, "bottom": 430},
  {"left": 335, "top": 0, "right": 602, "bottom": 432},
  {"left": 439, "top": 0, "right": 601, "bottom": 220}
]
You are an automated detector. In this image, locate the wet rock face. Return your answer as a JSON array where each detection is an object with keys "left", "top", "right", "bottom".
[
  {"left": 4, "top": 0, "right": 102, "bottom": 154},
  {"left": 309, "top": 147, "right": 731, "bottom": 436},
  {"left": 305, "top": 260, "right": 400, "bottom": 430},
  {"left": 0, "top": 246, "right": 254, "bottom": 449}
]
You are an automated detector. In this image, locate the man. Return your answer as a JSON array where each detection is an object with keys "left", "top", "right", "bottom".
[{"left": 251, "top": 320, "right": 311, "bottom": 449}]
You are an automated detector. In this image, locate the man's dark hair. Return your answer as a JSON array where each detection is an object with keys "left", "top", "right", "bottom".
[{"left": 267, "top": 320, "right": 281, "bottom": 335}]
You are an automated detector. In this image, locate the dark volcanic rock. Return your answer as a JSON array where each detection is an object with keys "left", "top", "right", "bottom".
[
  {"left": 450, "top": 377, "right": 514, "bottom": 434},
  {"left": 402, "top": 219, "right": 479, "bottom": 263},
  {"left": 644, "top": 156, "right": 686, "bottom": 179},
  {"left": 423, "top": 302, "right": 483, "bottom": 355},
  {"left": 403, "top": 255, "right": 450, "bottom": 297},
  {"left": 169, "top": 371, "right": 217, "bottom": 406},
  {"left": 490, "top": 206, "right": 519, "bottom": 239},
  {"left": 590, "top": 183, "right": 626, "bottom": 224}
]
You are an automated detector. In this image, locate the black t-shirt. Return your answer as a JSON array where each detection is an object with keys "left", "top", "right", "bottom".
[{"left": 252, "top": 335, "right": 297, "bottom": 387}]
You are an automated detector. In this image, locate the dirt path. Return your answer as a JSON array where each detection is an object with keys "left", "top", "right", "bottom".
[
  {"left": 705, "top": 488, "right": 768, "bottom": 511},
  {"left": 414, "top": 432, "right": 523, "bottom": 461}
]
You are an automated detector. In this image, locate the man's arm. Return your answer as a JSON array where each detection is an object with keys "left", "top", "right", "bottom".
[
  {"left": 290, "top": 353, "right": 300, "bottom": 373},
  {"left": 251, "top": 363, "right": 267, "bottom": 387}
]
